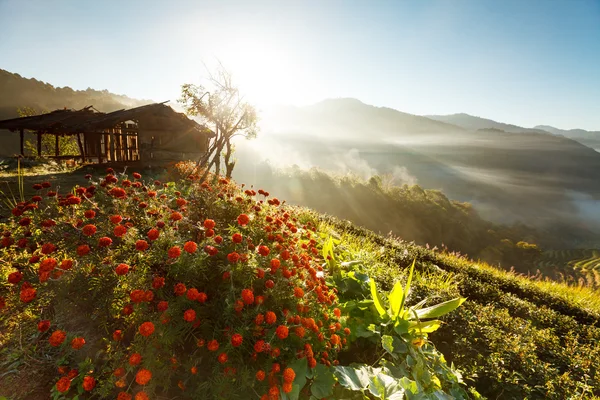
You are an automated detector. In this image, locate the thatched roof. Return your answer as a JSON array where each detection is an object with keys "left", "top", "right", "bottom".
[{"left": 0, "top": 102, "right": 215, "bottom": 137}]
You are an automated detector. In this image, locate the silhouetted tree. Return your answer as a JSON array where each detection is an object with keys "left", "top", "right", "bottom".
[{"left": 179, "top": 64, "right": 258, "bottom": 180}]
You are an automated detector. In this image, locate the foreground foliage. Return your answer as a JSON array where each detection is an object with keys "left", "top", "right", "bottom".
[{"left": 0, "top": 164, "right": 472, "bottom": 399}]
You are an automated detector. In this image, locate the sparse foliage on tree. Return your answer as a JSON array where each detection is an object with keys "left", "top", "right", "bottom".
[{"left": 179, "top": 64, "right": 258, "bottom": 180}]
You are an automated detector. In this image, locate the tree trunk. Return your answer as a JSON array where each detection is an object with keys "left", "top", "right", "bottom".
[{"left": 224, "top": 140, "right": 235, "bottom": 178}]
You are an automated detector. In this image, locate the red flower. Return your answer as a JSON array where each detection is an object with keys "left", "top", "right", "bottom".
[
  {"left": 38, "top": 320, "right": 51, "bottom": 332},
  {"left": 232, "top": 233, "right": 243, "bottom": 243},
  {"left": 197, "top": 292, "right": 208, "bottom": 303},
  {"left": 294, "top": 287, "right": 304, "bottom": 298},
  {"left": 20, "top": 287, "right": 36, "bottom": 303},
  {"left": 205, "top": 229, "right": 214, "bottom": 237},
  {"left": 237, "top": 214, "right": 250, "bottom": 226},
  {"left": 217, "top": 353, "right": 228, "bottom": 364},
  {"left": 49, "top": 330, "right": 67, "bottom": 347},
  {"left": 109, "top": 187, "right": 127, "bottom": 198},
  {"left": 283, "top": 382, "right": 293, "bottom": 394},
  {"left": 117, "top": 392, "right": 132, "bottom": 400},
  {"left": 82, "top": 224, "right": 97, "bottom": 236},
  {"left": 265, "top": 311, "right": 277, "bottom": 325},
  {"left": 84, "top": 209, "right": 96, "bottom": 219},
  {"left": 115, "top": 263, "right": 130, "bottom": 276},
  {"left": 227, "top": 252, "right": 240, "bottom": 263},
  {"left": 98, "top": 237, "right": 112, "bottom": 247},
  {"left": 135, "top": 368, "right": 152, "bottom": 385},
  {"left": 256, "top": 370, "right": 266, "bottom": 381},
  {"left": 214, "top": 235, "right": 223, "bottom": 244},
  {"left": 183, "top": 241, "right": 197, "bottom": 253},
  {"left": 56, "top": 376, "right": 71, "bottom": 393},
  {"left": 241, "top": 289, "right": 254, "bottom": 305},
  {"left": 39, "top": 258, "right": 57, "bottom": 273},
  {"left": 139, "top": 322, "right": 155, "bottom": 337},
  {"left": 265, "top": 280, "right": 275, "bottom": 289},
  {"left": 60, "top": 259, "right": 74, "bottom": 270},
  {"left": 129, "top": 353, "right": 142, "bottom": 366},
  {"left": 170, "top": 211, "right": 183, "bottom": 221},
  {"left": 203, "top": 219, "right": 216, "bottom": 229},
  {"left": 231, "top": 333, "right": 243, "bottom": 347},
  {"left": 333, "top": 308, "right": 341, "bottom": 318},
  {"left": 113, "top": 330, "right": 123, "bottom": 341},
  {"left": 130, "top": 289, "right": 146, "bottom": 303},
  {"left": 152, "top": 276, "right": 165, "bottom": 289},
  {"left": 275, "top": 325, "right": 289, "bottom": 340},
  {"left": 258, "top": 245, "right": 270, "bottom": 256},
  {"left": 135, "top": 240, "right": 149, "bottom": 251},
  {"left": 77, "top": 245, "right": 90, "bottom": 256},
  {"left": 183, "top": 309, "right": 196, "bottom": 322},
  {"left": 71, "top": 337, "right": 86, "bottom": 350},
  {"left": 174, "top": 283, "right": 187, "bottom": 296},
  {"left": 157, "top": 301, "right": 169, "bottom": 312},
  {"left": 135, "top": 392, "right": 149, "bottom": 400},
  {"left": 168, "top": 246, "right": 181, "bottom": 258},
  {"left": 114, "top": 225, "right": 127, "bottom": 237},
  {"left": 8, "top": 271, "right": 23, "bottom": 284},
  {"left": 147, "top": 228, "right": 160, "bottom": 241},
  {"left": 133, "top": 172, "right": 142, "bottom": 179},
  {"left": 41, "top": 243, "right": 56, "bottom": 255},
  {"left": 122, "top": 304, "right": 134, "bottom": 315},
  {"left": 204, "top": 245, "right": 218, "bottom": 256},
  {"left": 110, "top": 215, "right": 123, "bottom": 224},
  {"left": 186, "top": 288, "right": 200, "bottom": 301},
  {"left": 82, "top": 376, "right": 96, "bottom": 391},
  {"left": 207, "top": 340, "right": 219, "bottom": 351}
]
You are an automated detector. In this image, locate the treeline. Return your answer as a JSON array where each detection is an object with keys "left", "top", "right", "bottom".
[{"left": 238, "top": 164, "right": 544, "bottom": 273}]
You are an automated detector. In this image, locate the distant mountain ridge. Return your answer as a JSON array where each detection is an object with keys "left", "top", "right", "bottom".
[
  {"left": 0, "top": 68, "right": 154, "bottom": 120},
  {"left": 427, "top": 112, "right": 600, "bottom": 151}
]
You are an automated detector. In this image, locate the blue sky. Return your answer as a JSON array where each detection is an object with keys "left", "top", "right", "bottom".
[{"left": 0, "top": 0, "right": 599, "bottom": 130}]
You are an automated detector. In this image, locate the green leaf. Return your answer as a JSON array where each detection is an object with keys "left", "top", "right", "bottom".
[
  {"left": 333, "top": 365, "right": 372, "bottom": 391},
  {"left": 399, "top": 258, "right": 416, "bottom": 318},
  {"left": 368, "top": 373, "right": 406, "bottom": 399},
  {"left": 408, "top": 319, "right": 442, "bottom": 334},
  {"left": 381, "top": 335, "right": 398, "bottom": 359},
  {"left": 414, "top": 297, "right": 466, "bottom": 320},
  {"left": 388, "top": 281, "right": 404, "bottom": 319},
  {"left": 286, "top": 357, "right": 309, "bottom": 400},
  {"left": 310, "top": 364, "right": 335, "bottom": 398},
  {"left": 369, "top": 279, "right": 387, "bottom": 318}
]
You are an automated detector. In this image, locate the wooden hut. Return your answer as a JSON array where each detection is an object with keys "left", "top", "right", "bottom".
[{"left": 0, "top": 103, "right": 214, "bottom": 163}]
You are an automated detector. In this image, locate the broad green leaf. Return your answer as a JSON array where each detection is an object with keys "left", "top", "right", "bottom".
[
  {"left": 408, "top": 319, "right": 442, "bottom": 334},
  {"left": 370, "top": 279, "right": 387, "bottom": 317},
  {"left": 333, "top": 365, "right": 372, "bottom": 391},
  {"left": 369, "top": 373, "right": 406, "bottom": 399},
  {"left": 388, "top": 281, "right": 404, "bottom": 319},
  {"left": 288, "top": 357, "right": 309, "bottom": 398},
  {"left": 381, "top": 335, "right": 398, "bottom": 359},
  {"left": 393, "top": 319, "right": 409, "bottom": 336},
  {"left": 414, "top": 297, "right": 466, "bottom": 320},
  {"left": 355, "top": 324, "right": 378, "bottom": 338},
  {"left": 399, "top": 259, "right": 416, "bottom": 317},
  {"left": 398, "top": 377, "right": 420, "bottom": 394},
  {"left": 310, "top": 364, "right": 335, "bottom": 398}
]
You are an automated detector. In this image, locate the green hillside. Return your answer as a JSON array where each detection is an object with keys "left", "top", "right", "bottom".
[{"left": 0, "top": 163, "right": 599, "bottom": 399}]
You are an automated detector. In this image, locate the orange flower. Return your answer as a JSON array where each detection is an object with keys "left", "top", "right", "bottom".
[
  {"left": 139, "top": 322, "right": 155, "bottom": 337},
  {"left": 115, "top": 263, "right": 130, "bottom": 275},
  {"left": 170, "top": 211, "right": 183, "bottom": 221},
  {"left": 241, "top": 289, "right": 254, "bottom": 305},
  {"left": 77, "top": 244, "right": 90, "bottom": 256},
  {"left": 49, "top": 330, "right": 66, "bottom": 347},
  {"left": 265, "top": 311, "right": 277, "bottom": 325},
  {"left": 71, "top": 337, "right": 86, "bottom": 349},
  {"left": 183, "top": 241, "right": 197, "bottom": 253},
  {"left": 283, "top": 367, "right": 296, "bottom": 383},
  {"left": 256, "top": 370, "right": 266, "bottom": 381},
  {"left": 275, "top": 325, "right": 289, "bottom": 340},
  {"left": 237, "top": 214, "right": 250, "bottom": 226},
  {"left": 258, "top": 245, "right": 270, "bottom": 256},
  {"left": 55, "top": 376, "right": 71, "bottom": 393},
  {"left": 147, "top": 228, "right": 160, "bottom": 241},
  {"left": 183, "top": 309, "right": 196, "bottom": 322},
  {"left": 217, "top": 352, "right": 228, "bottom": 364},
  {"left": 293, "top": 287, "right": 304, "bottom": 298},
  {"left": 152, "top": 276, "right": 165, "bottom": 289},
  {"left": 115, "top": 378, "right": 127, "bottom": 388},
  {"left": 82, "top": 224, "right": 97, "bottom": 236},
  {"left": 135, "top": 392, "right": 149, "bottom": 400},
  {"left": 168, "top": 246, "right": 181, "bottom": 258},
  {"left": 207, "top": 339, "right": 219, "bottom": 351},
  {"left": 110, "top": 215, "right": 123, "bottom": 224},
  {"left": 20, "top": 287, "right": 36, "bottom": 303},
  {"left": 129, "top": 353, "right": 142, "bottom": 366},
  {"left": 135, "top": 368, "right": 152, "bottom": 385},
  {"left": 203, "top": 219, "right": 216, "bottom": 229},
  {"left": 282, "top": 382, "right": 293, "bottom": 393},
  {"left": 135, "top": 240, "right": 149, "bottom": 251},
  {"left": 37, "top": 320, "right": 50, "bottom": 332},
  {"left": 231, "top": 333, "right": 243, "bottom": 347},
  {"left": 190, "top": 366, "right": 198, "bottom": 374},
  {"left": 114, "top": 367, "right": 126, "bottom": 377},
  {"left": 174, "top": 283, "right": 186, "bottom": 296},
  {"left": 82, "top": 376, "right": 96, "bottom": 391},
  {"left": 114, "top": 225, "right": 127, "bottom": 237},
  {"left": 117, "top": 392, "right": 132, "bottom": 400},
  {"left": 60, "top": 259, "right": 74, "bottom": 270},
  {"left": 227, "top": 252, "right": 240, "bottom": 263}
]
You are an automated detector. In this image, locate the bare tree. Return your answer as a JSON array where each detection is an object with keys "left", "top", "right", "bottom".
[{"left": 179, "top": 64, "right": 258, "bottom": 181}]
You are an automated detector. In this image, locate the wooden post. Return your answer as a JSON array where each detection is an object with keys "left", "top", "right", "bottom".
[
  {"left": 98, "top": 135, "right": 103, "bottom": 164},
  {"left": 77, "top": 133, "right": 85, "bottom": 163},
  {"left": 19, "top": 129, "right": 24, "bottom": 156},
  {"left": 36, "top": 132, "right": 42, "bottom": 157},
  {"left": 55, "top": 134, "right": 59, "bottom": 157}
]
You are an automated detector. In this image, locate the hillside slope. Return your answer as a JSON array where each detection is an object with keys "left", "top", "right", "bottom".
[
  {"left": 536, "top": 124, "right": 600, "bottom": 151},
  {"left": 0, "top": 165, "right": 598, "bottom": 400}
]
